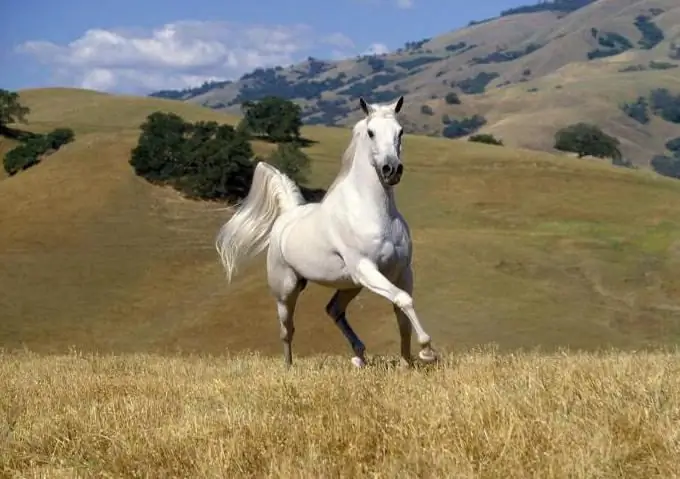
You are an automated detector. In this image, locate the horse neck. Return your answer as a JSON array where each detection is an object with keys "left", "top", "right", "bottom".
[{"left": 344, "top": 141, "right": 397, "bottom": 220}]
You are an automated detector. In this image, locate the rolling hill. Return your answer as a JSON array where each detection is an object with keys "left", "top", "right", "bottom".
[
  {"left": 151, "top": 0, "right": 680, "bottom": 167},
  {"left": 1, "top": 87, "right": 680, "bottom": 358}
]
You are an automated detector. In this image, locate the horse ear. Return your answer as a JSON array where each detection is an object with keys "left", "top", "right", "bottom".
[
  {"left": 359, "top": 97, "right": 371, "bottom": 116},
  {"left": 393, "top": 96, "right": 404, "bottom": 114}
]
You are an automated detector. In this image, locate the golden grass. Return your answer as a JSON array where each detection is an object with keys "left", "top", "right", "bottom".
[
  {"left": 1, "top": 349, "right": 679, "bottom": 477},
  {"left": 2, "top": 88, "right": 680, "bottom": 477}
]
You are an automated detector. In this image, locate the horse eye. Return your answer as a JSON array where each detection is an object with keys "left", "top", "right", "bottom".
[
  {"left": 367, "top": 129, "right": 375, "bottom": 139},
  {"left": 398, "top": 129, "right": 404, "bottom": 137}
]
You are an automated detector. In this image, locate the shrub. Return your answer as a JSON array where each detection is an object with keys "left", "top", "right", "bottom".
[
  {"left": 651, "top": 155, "right": 680, "bottom": 179},
  {"left": 665, "top": 137, "right": 680, "bottom": 156},
  {"left": 649, "top": 61, "right": 677, "bottom": 70},
  {"left": 619, "top": 64, "right": 647, "bottom": 72},
  {"left": 670, "top": 43, "right": 680, "bottom": 60},
  {"left": 454, "top": 72, "right": 500, "bottom": 94},
  {"left": 469, "top": 134, "right": 503, "bottom": 146},
  {"left": 3, "top": 127, "right": 75, "bottom": 176},
  {"left": 445, "top": 92, "right": 461, "bottom": 105},
  {"left": 621, "top": 97, "right": 650, "bottom": 124},
  {"left": 587, "top": 32, "right": 632, "bottom": 60},
  {"left": 634, "top": 15, "right": 664, "bottom": 50},
  {"left": 469, "top": 44, "right": 542, "bottom": 65},
  {"left": 649, "top": 89, "right": 680, "bottom": 124},
  {"left": 420, "top": 105, "right": 434, "bottom": 116},
  {"left": 442, "top": 115, "right": 487, "bottom": 139}
]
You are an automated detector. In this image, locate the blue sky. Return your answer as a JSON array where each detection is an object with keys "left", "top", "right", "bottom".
[{"left": 1, "top": 0, "right": 527, "bottom": 94}]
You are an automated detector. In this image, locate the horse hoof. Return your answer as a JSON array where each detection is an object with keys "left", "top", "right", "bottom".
[
  {"left": 351, "top": 356, "right": 366, "bottom": 368},
  {"left": 399, "top": 357, "right": 413, "bottom": 369},
  {"left": 418, "top": 348, "right": 438, "bottom": 363}
]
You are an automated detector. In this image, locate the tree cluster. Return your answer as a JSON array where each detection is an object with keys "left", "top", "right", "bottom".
[
  {"left": 1, "top": 89, "right": 76, "bottom": 176},
  {"left": 442, "top": 115, "right": 487, "bottom": 139},
  {"left": 4, "top": 128, "right": 75, "bottom": 176},
  {"left": 130, "top": 97, "right": 314, "bottom": 202},
  {"left": 130, "top": 112, "right": 255, "bottom": 201}
]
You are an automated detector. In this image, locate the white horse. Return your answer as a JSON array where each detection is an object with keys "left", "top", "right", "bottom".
[{"left": 215, "top": 95, "right": 438, "bottom": 368}]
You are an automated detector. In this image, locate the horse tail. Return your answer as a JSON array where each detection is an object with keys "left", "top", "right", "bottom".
[{"left": 215, "top": 161, "right": 305, "bottom": 283}]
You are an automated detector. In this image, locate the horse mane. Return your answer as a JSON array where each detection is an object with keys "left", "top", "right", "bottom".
[
  {"left": 322, "top": 108, "right": 397, "bottom": 200},
  {"left": 322, "top": 124, "right": 363, "bottom": 199}
]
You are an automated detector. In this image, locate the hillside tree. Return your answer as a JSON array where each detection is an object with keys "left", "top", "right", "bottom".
[
  {"left": 0, "top": 89, "right": 31, "bottom": 131},
  {"left": 554, "top": 122, "right": 622, "bottom": 160},
  {"left": 239, "top": 96, "right": 303, "bottom": 142}
]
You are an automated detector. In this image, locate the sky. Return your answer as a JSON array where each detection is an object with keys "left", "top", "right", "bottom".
[{"left": 0, "top": 0, "right": 528, "bottom": 95}]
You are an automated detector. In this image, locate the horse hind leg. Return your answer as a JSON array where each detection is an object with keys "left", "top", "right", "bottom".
[
  {"left": 269, "top": 261, "right": 304, "bottom": 368},
  {"left": 325, "top": 288, "right": 366, "bottom": 367}
]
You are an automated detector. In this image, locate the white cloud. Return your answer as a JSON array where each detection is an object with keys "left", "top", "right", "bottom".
[
  {"left": 362, "top": 43, "right": 391, "bottom": 56},
  {"left": 396, "top": 0, "right": 414, "bottom": 8},
  {"left": 17, "top": 21, "right": 357, "bottom": 93},
  {"left": 323, "top": 32, "right": 355, "bottom": 50}
]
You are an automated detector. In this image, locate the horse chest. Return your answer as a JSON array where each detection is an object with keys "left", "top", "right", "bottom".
[{"left": 358, "top": 225, "right": 407, "bottom": 268}]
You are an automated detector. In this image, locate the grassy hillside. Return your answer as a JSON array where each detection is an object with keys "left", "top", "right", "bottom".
[
  {"left": 152, "top": 0, "right": 680, "bottom": 166},
  {"left": 1, "top": 349, "right": 679, "bottom": 477},
  {"left": 2, "top": 88, "right": 680, "bottom": 358}
]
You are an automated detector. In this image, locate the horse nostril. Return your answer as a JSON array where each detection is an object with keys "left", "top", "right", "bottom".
[
  {"left": 381, "top": 164, "right": 393, "bottom": 176},
  {"left": 396, "top": 164, "right": 403, "bottom": 175}
]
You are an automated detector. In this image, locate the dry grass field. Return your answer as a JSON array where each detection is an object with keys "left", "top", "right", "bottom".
[{"left": 1, "top": 349, "right": 679, "bottom": 477}]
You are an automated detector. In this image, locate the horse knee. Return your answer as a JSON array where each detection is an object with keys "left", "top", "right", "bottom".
[{"left": 394, "top": 291, "right": 413, "bottom": 310}]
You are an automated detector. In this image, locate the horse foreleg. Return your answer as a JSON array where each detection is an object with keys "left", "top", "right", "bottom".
[
  {"left": 325, "top": 288, "right": 365, "bottom": 367},
  {"left": 392, "top": 266, "right": 416, "bottom": 368},
  {"left": 352, "top": 258, "right": 438, "bottom": 364}
]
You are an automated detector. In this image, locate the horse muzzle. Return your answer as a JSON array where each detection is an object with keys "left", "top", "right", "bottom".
[{"left": 380, "top": 163, "right": 404, "bottom": 186}]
